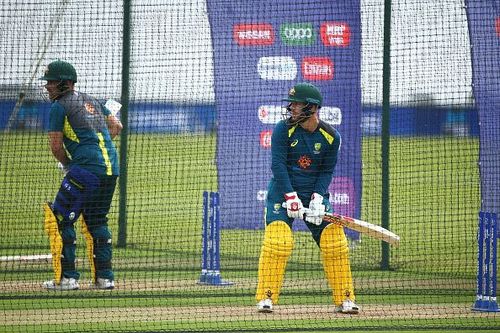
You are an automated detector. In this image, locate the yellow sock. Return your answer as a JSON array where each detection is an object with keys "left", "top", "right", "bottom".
[
  {"left": 255, "top": 221, "right": 293, "bottom": 304},
  {"left": 320, "top": 223, "right": 355, "bottom": 305}
]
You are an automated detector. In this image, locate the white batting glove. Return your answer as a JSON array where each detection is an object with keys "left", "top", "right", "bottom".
[
  {"left": 105, "top": 99, "right": 122, "bottom": 116},
  {"left": 305, "top": 193, "right": 325, "bottom": 225},
  {"left": 284, "top": 191, "right": 304, "bottom": 219},
  {"left": 56, "top": 162, "right": 69, "bottom": 177}
]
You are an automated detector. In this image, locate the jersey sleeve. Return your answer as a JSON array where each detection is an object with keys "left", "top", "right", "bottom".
[
  {"left": 271, "top": 121, "right": 294, "bottom": 195},
  {"left": 48, "top": 102, "right": 66, "bottom": 132},
  {"left": 313, "top": 128, "right": 341, "bottom": 195}
]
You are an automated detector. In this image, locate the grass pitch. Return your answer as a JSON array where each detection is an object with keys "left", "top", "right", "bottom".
[{"left": 0, "top": 132, "right": 495, "bottom": 332}]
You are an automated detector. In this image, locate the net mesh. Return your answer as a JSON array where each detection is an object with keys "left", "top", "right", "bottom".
[{"left": 1, "top": 0, "right": 499, "bottom": 332}]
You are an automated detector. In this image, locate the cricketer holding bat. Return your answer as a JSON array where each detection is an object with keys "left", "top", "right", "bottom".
[
  {"left": 40, "top": 60, "right": 122, "bottom": 290},
  {"left": 255, "top": 82, "right": 359, "bottom": 314}
]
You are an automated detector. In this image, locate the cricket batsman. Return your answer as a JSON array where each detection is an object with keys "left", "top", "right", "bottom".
[
  {"left": 255, "top": 82, "right": 359, "bottom": 314},
  {"left": 40, "top": 60, "right": 122, "bottom": 290}
]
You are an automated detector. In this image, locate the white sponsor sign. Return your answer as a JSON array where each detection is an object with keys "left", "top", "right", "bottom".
[
  {"left": 258, "top": 105, "right": 283, "bottom": 124},
  {"left": 320, "top": 106, "right": 342, "bottom": 125},
  {"left": 257, "top": 56, "right": 297, "bottom": 80}
]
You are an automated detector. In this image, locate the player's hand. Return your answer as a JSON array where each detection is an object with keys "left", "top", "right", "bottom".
[
  {"left": 284, "top": 191, "right": 303, "bottom": 219},
  {"left": 305, "top": 193, "right": 325, "bottom": 225},
  {"left": 56, "top": 162, "right": 69, "bottom": 177}
]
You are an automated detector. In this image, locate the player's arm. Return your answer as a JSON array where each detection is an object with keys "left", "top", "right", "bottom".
[
  {"left": 101, "top": 102, "right": 123, "bottom": 139},
  {"left": 106, "top": 114, "right": 123, "bottom": 139},
  {"left": 313, "top": 129, "right": 341, "bottom": 195},
  {"left": 270, "top": 122, "right": 293, "bottom": 194},
  {"left": 48, "top": 131, "right": 70, "bottom": 166},
  {"left": 272, "top": 122, "right": 304, "bottom": 218},
  {"left": 48, "top": 103, "right": 70, "bottom": 166}
]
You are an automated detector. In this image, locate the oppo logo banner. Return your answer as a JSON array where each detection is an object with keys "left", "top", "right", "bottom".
[
  {"left": 207, "top": 1, "right": 361, "bottom": 232},
  {"left": 280, "top": 23, "right": 315, "bottom": 46}
]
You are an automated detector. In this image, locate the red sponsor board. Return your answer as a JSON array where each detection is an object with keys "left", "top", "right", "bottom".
[
  {"left": 496, "top": 17, "right": 500, "bottom": 37},
  {"left": 301, "top": 57, "right": 334, "bottom": 80},
  {"left": 233, "top": 23, "right": 275, "bottom": 46},
  {"left": 320, "top": 22, "right": 350, "bottom": 47},
  {"left": 260, "top": 130, "right": 272, "bottom": 148}
]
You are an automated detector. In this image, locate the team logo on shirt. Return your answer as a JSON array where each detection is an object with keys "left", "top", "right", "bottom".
[
  {"left": 84, "top": 102, "right": 96, "bottom": 114},
  {"left": 298, "top": 155, "right": 312, "bottom": 169},
  {"left": 273, "top": 203, "right": 281, "bottom": 214},
  {"left": 314, "top": 143, "right": 321, "bottom": 154},
  {"left": 290, "top": 139, "right": 298, "bottom": 147}
]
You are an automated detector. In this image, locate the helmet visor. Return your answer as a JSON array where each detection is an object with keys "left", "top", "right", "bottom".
[
  {"left": 282, "top": 96, "right": 307, "bottom": 104},
  {"left": 39, "top": 74, "right": 59, "bottom": 81}
]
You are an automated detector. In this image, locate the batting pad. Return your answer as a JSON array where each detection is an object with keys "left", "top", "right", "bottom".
[
  {"left": 320, "top": 223, "right": 355, "bottom": 306},
  {"left": 43, "top": 203, "right": 63, "bottom": 284},
  {"left": 255, "top": 221, "right": 294, "bottom": 304}
]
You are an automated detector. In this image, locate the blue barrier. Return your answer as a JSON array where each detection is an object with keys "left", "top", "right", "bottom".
[
  {"left": 362, "top": 105, "right": 479, "bottom": 137},
  {"left": 128, "top": 102, "right": 216, "bottom": 134},
  {"left": 0, "top": 100, "right": 478, "bottom": 136},
  {"left": 0, "top": 101, "right": 217, "bottom": 134}
]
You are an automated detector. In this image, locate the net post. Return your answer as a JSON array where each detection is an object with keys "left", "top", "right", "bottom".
[
  {"left": 198, "top": 191, "right": 209, "bottom": 284},
  {"left": 199, "top": 191, "right": 233, "bottom": 286},
  {"left": 473, "top": 212, "right": 499, "bottom": 312},
  {"left": 488, "top": 213, "right": 499, "bottom": 311}
]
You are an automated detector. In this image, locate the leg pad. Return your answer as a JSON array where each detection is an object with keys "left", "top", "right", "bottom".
[
  {"left": 320, "top": 223, "right": 355, "bottom": 305},
  {"left": 255, "top": 221, "right": 294, "bottom": 304},
  {"left": 43, "top": 203, "right": 63, "bottom": 284}
]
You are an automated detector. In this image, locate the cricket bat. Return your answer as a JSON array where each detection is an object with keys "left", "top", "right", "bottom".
[
  {"left": 283, "top": 204, "right": 400, "bottom": 246},
  {"left": 319, "top": 211, "right": 400, "bottom": 247}
]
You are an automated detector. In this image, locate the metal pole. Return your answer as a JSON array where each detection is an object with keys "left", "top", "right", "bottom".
[
  {"left": 117, "top": 0, "right": 131, "bottom": 247},
  {"left": 381, "top": 0, "right": 392, "bottom": 270}
]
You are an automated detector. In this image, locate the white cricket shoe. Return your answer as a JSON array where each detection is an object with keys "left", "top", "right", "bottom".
[
  {"left": 94, "top": 278, "right": 115, "bottom": 290},
  {"left": 335, "top": 299, "right": 359, "bottom": 314},
  {"left": 257, "top": 298, "right": 273, "bottom": 313},
  {"left": 42, "top": 277, "right": 79, "bottom": 291}
]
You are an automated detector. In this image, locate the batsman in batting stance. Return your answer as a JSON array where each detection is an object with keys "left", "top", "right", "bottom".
[
  {"left": 40, "top": 60, "right": 122, "bottom": 290},
  {"left": 256, "top": 82, "right": 359, "bottom": 314}
]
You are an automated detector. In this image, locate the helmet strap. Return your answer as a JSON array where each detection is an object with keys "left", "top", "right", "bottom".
[
  {"left": 283, "top": 103, "right": 316, "bottom": 125},
  {"left": 49, "top": 80, "right": 72, "bottom": 101}
]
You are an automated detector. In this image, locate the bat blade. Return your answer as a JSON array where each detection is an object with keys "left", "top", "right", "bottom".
[
  {"left": 323, "top": 213, "right": 400, "bottom": 247},
  {"left": 281, "top": 202, "right": 400, "bottom": 246}
]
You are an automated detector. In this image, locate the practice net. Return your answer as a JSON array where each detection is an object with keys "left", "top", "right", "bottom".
[{"left": 0, "top": 0, "right": 499, "bottom": 332}]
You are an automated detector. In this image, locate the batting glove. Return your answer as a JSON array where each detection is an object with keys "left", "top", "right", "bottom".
[
  {"left": 305, "top": 193, "right": 325, "bottom": 225},
  {"left": 57, "top": 162, "right": 69, "bottom": 177},
  {"left": 284, "top": 191, "right": 304, "bottom": 219}
]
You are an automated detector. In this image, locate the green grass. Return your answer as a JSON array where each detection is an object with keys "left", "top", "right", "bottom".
[{"left": 0, "top": 132, "right": 491, "bottom": 332}]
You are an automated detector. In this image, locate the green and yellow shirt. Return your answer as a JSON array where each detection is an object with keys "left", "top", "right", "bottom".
[
  {"left": 48, "top": 91, "right": 119, "bottom": 176},
  {"left": 268, "top": 119, "right": 341, "bottom": 206}
]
